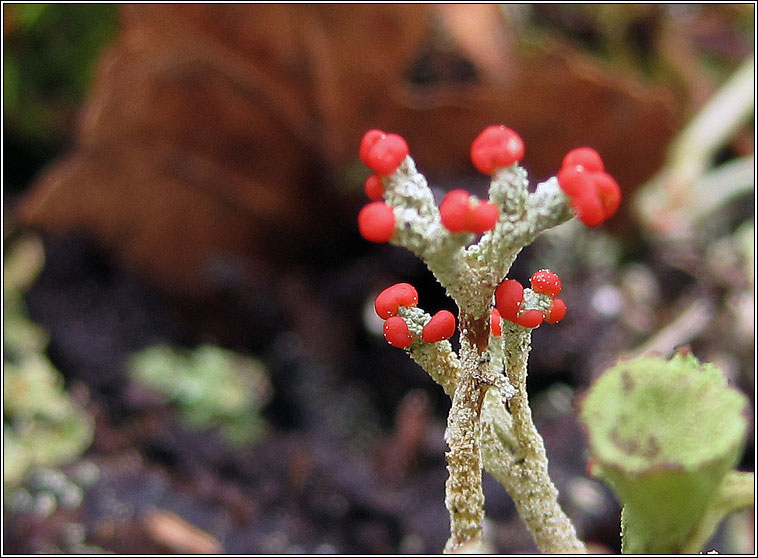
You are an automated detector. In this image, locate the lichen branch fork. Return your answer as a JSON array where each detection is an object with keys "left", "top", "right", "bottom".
[
  {"left": 374, "top": 283, "right": 457, "bottom": 348},
  {"left": 357, "top": 127, "right": 620, "bottom": 247},
  {"left": 357, "top": 124, "right": 620, "bottom": 553}
]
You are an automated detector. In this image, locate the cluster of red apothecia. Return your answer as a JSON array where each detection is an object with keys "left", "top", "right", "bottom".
[
  {"left": 374, "top": 283, "right": 456, "bottom": 348},
  {"left": 359, "top": 126, "right": 617, "bottom": 345},
  {"left": 438, "top": 190, "right": 499, "bottom": 235},
  {"left": 374, "top": 269, "right": 566, "bottom": 348},
  {"left": 357, "top": 130, "right": 409, "bottom": 243},
  {"left": 556, "top": 147, "right": 621, "bottom": 227},
  {"left": 493, "top": 269, "right": 567, "bottom": 331},
  {"left": 357, "top": 125, "right": 620, "bottom": 243}
]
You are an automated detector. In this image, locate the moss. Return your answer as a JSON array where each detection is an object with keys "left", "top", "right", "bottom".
[
  {"left": 128, "top": 344, "right": 272, "bottom": 447},
  {"left": 3, "top": 235, "right": 94, "bottom": 489}
]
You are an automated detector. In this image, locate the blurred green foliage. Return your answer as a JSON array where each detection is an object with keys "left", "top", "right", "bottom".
[
  {"left": 4, "top": 4, "right": 118, "bottom": 138},
  {"left": 3, "top": 4, "right": 119, "bottom": 189},
  {"left": 3, "top": 235, "right": 94, "bottom": 490},
  {"left": 522, "top": 4, "right": 754, "bottom": 81},
  {"left": 128, "top": 345, "right": 272, "bottom": 447}
]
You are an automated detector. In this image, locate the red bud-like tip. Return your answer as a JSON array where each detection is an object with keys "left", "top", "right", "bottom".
[
  {"left": 557, "top": 147, "right": 621, "bottom": 227},
  {"left": 439, "top": 189, "right": 471, "bottom": 233},
  {"left": 374, "top": 283, "right": 419, "bottom": 319},
  {"left": 514, "top": 309, "right": 544, "bottom": 328},
  {"left": 440, "top": 190, "right": 499, "bottom": 235},
  {"left": 359, "top": 129, "right": 384, "bottom": 163},
  {"left": 545, "top": 298, "right": 567, "bottom": 324},
  {"left": 530, "top": 269, "right": 562, "bottom": 298},
  {"left": 561, "top": 147, "right": 604, "bottom": 173},
  {"left": 593, "top": 172, "right": 621, "bottom": 219},
  {"left": 360, "top": 130, "right": 409, "bottom": 175},
  {"left": 421, "top": 310, "right": 456, "bottom": 343},
  {"left": 468, "top": 201, "right": 499, "bottom": 235},
  {"left": 383, "top": 316, "right": 413, "bottom": 348},
  {"left": 364, "top": 174, "right": 385, "bottom": 200},
  {"left": 358, "top": 202, "right": 395, "bottom": 243},
  {"left": 495, "top": 279, "right": 524, "bottom": 322},
  {"left": 470, "top": 125, "right": 525, "bottom": 174}
]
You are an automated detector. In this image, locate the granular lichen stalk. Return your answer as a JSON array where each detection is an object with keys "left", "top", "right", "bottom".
[
  {"left": 357, "top": 126, "right": 619, "bottom": 553},
  {"left": 482, "top": 325, "right": 585, "bottom": 553}
]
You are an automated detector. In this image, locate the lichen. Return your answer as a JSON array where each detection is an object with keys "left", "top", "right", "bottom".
[
  {"left": 581, "top": 353, "right": 750, "bottom": 554},
  {"left": 358, "top": 128, "right": 612, "bottom": 553}
]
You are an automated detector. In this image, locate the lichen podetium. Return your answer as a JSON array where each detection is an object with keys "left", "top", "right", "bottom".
[{"left": 358, "top": 127, "right": 620, "bottom": 553}]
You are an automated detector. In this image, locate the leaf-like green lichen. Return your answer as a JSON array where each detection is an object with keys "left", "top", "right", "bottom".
[
  {"left": 580, "top": 353, "right": 749, "bottom": 554},
  {"left": 128, "top": 344, "right": 272, "bottom": 446},
  {"left": 3, "top": 235, "right": 94, "bottom": 490}
]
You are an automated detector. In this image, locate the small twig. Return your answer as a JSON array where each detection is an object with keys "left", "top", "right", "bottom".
[{"left": 630, "top": 297, "right": 714, "bottom": 358}]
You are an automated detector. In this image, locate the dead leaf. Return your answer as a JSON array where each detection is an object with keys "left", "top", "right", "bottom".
[{"left": 17, "top": 5, "right": 680, "bottom": 295}]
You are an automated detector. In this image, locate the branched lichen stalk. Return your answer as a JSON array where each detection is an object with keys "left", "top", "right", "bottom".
[
  {"left": 412, "top": 309, "right": 584, "bottom": 553},
  {"left": 386, "top": 156, "right": 583, "bottom": 553},
  {"left": 481, "top": 325, "right": 586, "bottom": 554},
  {"left": 358, "top": 131, "right": 613, "bottom": 554}
]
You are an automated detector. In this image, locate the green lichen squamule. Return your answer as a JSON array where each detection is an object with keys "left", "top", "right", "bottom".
[{"left": 581, "top": 353, "right": 749, "bottom": 554}]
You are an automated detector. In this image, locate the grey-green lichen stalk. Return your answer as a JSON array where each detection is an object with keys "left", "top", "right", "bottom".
[
  {"left": 379, "top": 152, "right": 585, "bottom": 554},
  {"left": 388, "top": 158, "right": 573, "bottom": 317}
]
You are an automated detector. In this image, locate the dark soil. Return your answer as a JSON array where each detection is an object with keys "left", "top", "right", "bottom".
[{"left": 4, "top": 229, "right": 637, "bottom": 555}]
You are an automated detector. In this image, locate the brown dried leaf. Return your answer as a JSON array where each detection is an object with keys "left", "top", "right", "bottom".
[
  {"left": 18, "top": 5, "right": 679, "bottom": 295},
  {"left": 17, "top": 5, "right": 433, "bottom": 295}
]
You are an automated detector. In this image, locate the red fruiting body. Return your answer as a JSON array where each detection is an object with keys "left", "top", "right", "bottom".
[
  {"left": 470, "top": 125, "right": 525, "bottom": 174},
  {"left": 374, "top": 283, "right": 419, "bottom": 319},
  {"left": 364, "top": 174, "right": 384, "bottom": 200},
  {"left": 439, "top": 189, "right": 471, "bottom": 233},
  {"left": 383, "top": 316, "right": 413, "bottom": 348},
  {"left": 495, "top": 279, "right": 524, "bottom": 322},
  {"left": 490, "top": 308, "right": 502, "bottom": 336},
  {"left": 530, "top": 269, "right": 562, "bottom": 297},
  {"left": 515, "top": 309, "right": 544, "bottom": 328},
  {"left": 557, "top": 147, "right": 621, "bottom": 227},
  {"left": 371, "top": 133, "right": 409, "bottom": 175},
  {"left": 593, "top": 172, "right": 621, "bottom": 217},
  {"left": 561, "top": 147, "right": 604, "bottom": 173},
  {"left": 359, "top": 129, "right": 384, "bottom": 163},
  {"left": 358, "top": 201, "right": 395, "bottom": 243},
  {"left": 545, "top": 298, "right": 567, "bottom": 324},
  {"left": 556, "top": 166, "right": 591, "bottom": 197},
  {"left": 468, "top": 201, "right": 499, "bottom": 234},
  {"left": 571, "top": 190, "right": 606, "bottom": 227},
  {"left": 422, "top": 310, "right": 457, "bottom": 343},
  {"left": 440, "top": 190, "right": 499, "bottom": 235},
  {"left": 496, "top": 276, "right": 562, "bottom": 328},
  {"left": 360, "top": 130, "right": 409, "bottom": 175}
]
